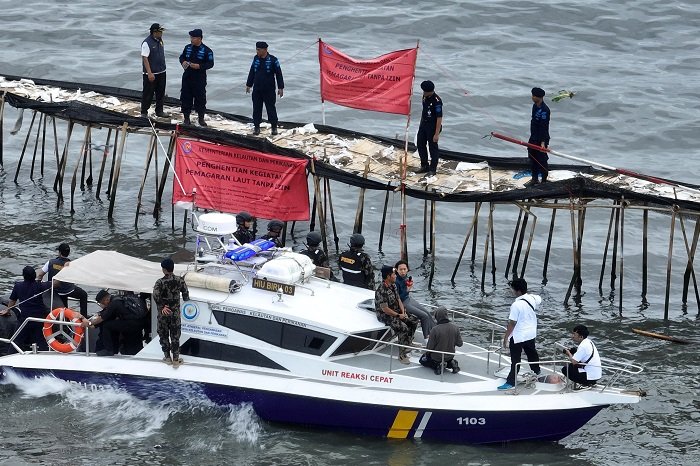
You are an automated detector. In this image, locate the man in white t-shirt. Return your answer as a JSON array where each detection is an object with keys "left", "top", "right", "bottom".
[
  {"left": 562, "top": 324, "right": 602, "bottom": 388},
  {"left": 498, "top": 278, "right": 541, "bottom": 390}
]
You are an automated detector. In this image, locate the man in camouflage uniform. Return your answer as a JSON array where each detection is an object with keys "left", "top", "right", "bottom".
[
  {"left": 375, "top": 265, "right": 418, "bottom": 364},
  {"left": 153, "top": 257, "right": 189, "bottom": 366},
  {"left": 338, "top": 233, "right": 375, "bottom": 289}
]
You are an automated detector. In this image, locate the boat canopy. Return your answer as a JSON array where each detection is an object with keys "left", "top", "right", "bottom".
[{"left": 53, "top": 250, "right": 189, "bottom": 294}]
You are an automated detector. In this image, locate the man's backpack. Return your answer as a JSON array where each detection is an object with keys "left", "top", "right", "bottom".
[{"left": 118, "top": 295, "right": 147, "bottom": 320}]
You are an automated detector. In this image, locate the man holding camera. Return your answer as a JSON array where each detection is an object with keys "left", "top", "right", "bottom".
[{"left": 561, "top": 324, "right": 601, "bottom": 388}]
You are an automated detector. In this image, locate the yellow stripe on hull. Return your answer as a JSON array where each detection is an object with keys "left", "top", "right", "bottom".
[{"left": 387, "top": 409, "right": 419, "bottom": 439}]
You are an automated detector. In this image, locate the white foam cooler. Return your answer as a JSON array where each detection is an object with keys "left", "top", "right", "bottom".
[{"left": 256, "top": 253, "right": 316, "bottom": 284}]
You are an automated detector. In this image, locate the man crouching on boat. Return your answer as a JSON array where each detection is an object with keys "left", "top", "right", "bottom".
[
  {"left": 153, "top": 258, "right": 190, "bottom": 367},
  {"left": 375, "top": 265, "right": 418, "bottom": 365}
]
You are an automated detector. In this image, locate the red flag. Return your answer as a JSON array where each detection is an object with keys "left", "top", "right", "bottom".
[
  {"left": 173, "top": 138, "right": 310, "bottom": 221},
  {"left": 319, "top": 40, "right": 417, "bottom": 115}
]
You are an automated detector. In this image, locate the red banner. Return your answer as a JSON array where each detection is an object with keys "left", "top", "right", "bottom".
[
  {"left": 319, "top": 40, "right": 417, "bottom": 115},
  {"left": 173, "top": 138, "right": 310, "bottom": 221}
]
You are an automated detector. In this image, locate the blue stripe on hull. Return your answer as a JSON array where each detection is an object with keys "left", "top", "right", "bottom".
[{"left": 0, "top": 367, "right": 605, "bottom": 444}]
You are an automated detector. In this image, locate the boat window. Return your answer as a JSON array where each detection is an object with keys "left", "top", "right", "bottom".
[
  {"left": 330, "top": 329, "right": 388, "bottom": 357},
  {"left": 179, "top": 338, "right": 287, "bottom": 370},
  {"left": 212, "top": 310, "right": 336, "bottom": 356}
]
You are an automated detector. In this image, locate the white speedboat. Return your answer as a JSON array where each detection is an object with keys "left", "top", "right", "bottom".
[{"left": 0, "top": 214, "right": 644, "bottom": 444}]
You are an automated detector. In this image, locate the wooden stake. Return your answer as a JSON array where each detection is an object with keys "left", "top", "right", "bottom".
[
  {"left": 450, "top": 202, "right": 481, "bottom": 283},
  {"left": 599, "top": 201, "right": 617, "bottom": 292},
  {"left": 40, "top": 111, "right": 47, "bottom": 177},
  {"left": 428, "top": 191, "right": 437, "bottom": 289},
  {"left": 154, "top": 131, "right": 176, "bottom": 219},
  {"left": 481, "top": 202, "right": 494, "bottom": 292},
  {"left": 512, "top": 204, "right": 530, "bottom": 278},
  {"left": 378, "top": 185, "right": 390, "bottom": 252},
  {"left": 619, "top": 199, "right": 625, "bottom": 314},
  {"left": 95, "top": 128, "right": 113, "bottom": 201},
  {"left": 13, "top": 110, "right": 37, "bottom": 183},
  {"left": 664, "top": 207, "right": 677, "bottom": 320},
  {"left": 29, "top": 113, "right": 43, "bottom": 180},
  {"left": 0, "top": 91, "right": 5, "bottom": 167},
  {"left": 353, "top": 156, "right": 371, "bottom": 234},
  {"left": 610, "top": 201, "right": 621, "bottom": 291},
  {"left": 680, "top": 214, "right": 700, "bottom": 310},
  {"left": 325, "top": 178, "right": 340, "bottom": 253},
  {"left": 505, "top": 207, "right": 524, "bottom": 279},
  {"left": 55, "top": 120, "right": 75, "bottom": 207},
  {"left": 108, "top": 123, "right": 129, "bottom": 220},
  {"left": 542, "top": 200, "right": 558, "bottom": 284},
  {"left": 471, "top": 202, "right": 479, "bottom": 262},
  {"left": 642, "top": 204, "right": 648, "bottom": 301},
  {"left": 70, "top": 126, "right": 91, "bottom": 214},
  {"left": 135, "top": 134, "right": 156, "bottom": 228}
]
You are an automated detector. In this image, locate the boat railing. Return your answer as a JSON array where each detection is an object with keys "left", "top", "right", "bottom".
[
  {"left": 0, "top": 316, "right": 91, "bottom": 356},
  {"left": 512, "top": 355, "right": 643, "bottom": 394}
]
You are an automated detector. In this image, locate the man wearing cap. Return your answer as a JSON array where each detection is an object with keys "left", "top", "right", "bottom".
[
  {"left": 245, "top": 41, "right": 284, "bottom": 136},
  {"left": 415, "top": 80, "right": 443, "bottom": 176},
  {"left": 84, "top": 290, "right": 145, "bottom": 356},
  {"left": 37, "top": 243, "right": 88, "bottom": 317},
  {"left": 526, "top": 87, "right": 551, "bottom": 186},
  {"left": 153, "top": 257, "right": 190, "bottom": 366},
  {"left": 141, "top": 23, "right": 168, "bottom": 119},
  {"left": 375, "top": 265, "right": 419, "bottom": 365},
  {"left": 179, "top": 29, "right": 214, "bottom": 126}
]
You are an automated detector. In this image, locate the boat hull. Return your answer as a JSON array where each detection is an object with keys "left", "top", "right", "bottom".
[{"left": 0, "top": 365, "right": 605, "bottom": 444}]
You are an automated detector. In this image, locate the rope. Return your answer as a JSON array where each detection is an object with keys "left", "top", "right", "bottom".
[{"left": 3, "top": 286, "right": 52, "bottom": 314}]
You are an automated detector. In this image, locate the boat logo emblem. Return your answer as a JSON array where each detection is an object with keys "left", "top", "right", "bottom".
[{"left": 182, "top": 302, "right": 199, "bottom": 321}]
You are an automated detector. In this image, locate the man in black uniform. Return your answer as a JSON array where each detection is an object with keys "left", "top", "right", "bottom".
[
  {"left": 37, "top": 243, "right": 89, "bottom": 317},
  {"left": 338, "top": 233, "right": 375, "bottom": 289},
  {"left": 415, "top": 80, "right": 443, "bottom": 176},
  {"left": 246, "top": 41, "right": 284, "bottom": 136},
  {"left": 6, "top": 266, "right": 52, "bottom": 352},
  {"left": 179, "top": 28, "right": 214, "bottom": 126},
  {"left": 301, "top": 231, "right": 338, "bottom": 281},
  {"left": 85, "top": 290, "right": 144, "bottom": 356},
  {"left": 526, "top": 87, "right": 551, "bottom": 186},
  {"left": 141, "top": 23, "right": 168, "bottom": 118},
  {"left": 259, "top": 219, "right": 284, "bottom": 247},
  {"left": 233, "top": 211, "right": 255, "bottom": 245}
]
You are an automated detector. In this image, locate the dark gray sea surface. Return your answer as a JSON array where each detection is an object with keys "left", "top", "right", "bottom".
[{"left": 1, "top": 1, "right": 699, "bottom": 465}]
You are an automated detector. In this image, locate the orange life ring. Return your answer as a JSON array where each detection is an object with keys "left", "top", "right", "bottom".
[{"left": 42, "top": 307, "right": 85, "bottom": 353}]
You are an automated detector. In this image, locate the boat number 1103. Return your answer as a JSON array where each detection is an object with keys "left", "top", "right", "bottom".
[{"left": 456, "top": 417, "right": 486, "bottom": 426}]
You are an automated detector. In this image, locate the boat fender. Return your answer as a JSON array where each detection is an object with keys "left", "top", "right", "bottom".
[
  {"left": 42, "top": 307, "right": 85, "bottom": 353},
  {"left": 184, "top": 272, "right": 241, "bottom": 294}
]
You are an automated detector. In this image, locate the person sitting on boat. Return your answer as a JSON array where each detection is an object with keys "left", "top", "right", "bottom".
[
  {"left": 233, "top": 211, "right": 255, "bottom": 246},
  {"left": 259, "top": 219, "right": 284, "bottom": 247},
  {"left": 153, "top": 258, "right": 190, "bottom": 367},
  {"left": 561, "top": 324, "right": 601, "bottom": 388},
  {"left": 339, "top": 233, "right": 375, "bottom": 289},
  {"left": 36, "top": 243, "right": 89, "bottom": 317},
  {"left": 300, "top": 231, "right": 338, "bottom": 281},
  {"left": 6, "top": 266, "right": 52, "bottom": 352},
  {"left": 394, "top": 260, "right": 435, "bottom": 343},
  {"left": 85, "top": 290, "right": 145, "bottom": 356},
  {"left": 498, "top": 278, "right": 541, "bottom": 390},
  {"left": 375, "top": 265, "right": 419, "bottom": 365},
  {"left": 419, "top": 307, "right": 463, "bottom": 375}
]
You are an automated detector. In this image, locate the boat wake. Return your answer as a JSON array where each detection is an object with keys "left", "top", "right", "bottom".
[{"left": 0, "top": 369, "right": 262, "bottom": 445}]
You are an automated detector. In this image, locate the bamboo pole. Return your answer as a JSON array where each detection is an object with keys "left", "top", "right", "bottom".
[
  {"left": 471, "top": 203, "right": 479, "bottom": 262},
  {"left": 135, "top": 134, "right": 156, "bottom": 228},
  {"left": 599, "top": 201, "right": 617, "bottom": 292},
  {"left": 423, "top": 191, "right": 428, "bottom": 256},
  {"left": 542, "top": 199, "right": 558, "bottom": 284},
  {"left": 610, "top": 202, "right": 621, "bottom": 291},
  {"left": 70, "top": 126, "right": 91, "bottom": 214},
  {"left": 505, "top": 207, "right": 524, "bottom": 279},
  {"left": 80, "top": 125, "right": 91, "bottom": 190},
  {"left": 450, "top": 202, "right": 481, "bottom": 283},
  {"left": 618, "top": 199, "right": 625, "bottom": 314},
  {"left": 154, "top": 131, "right": 176, "bottom": 220},
  {"left": 378, "top": 185, "right": 391, "bottom": 252},
  {"left": 310, "top": 158, "right": 329, "bottom": 255},
  {"left": 51, "top": 116, "right": 60, "bottom": 172},
  {"left": 13, "top": 110, "right": 37, "bottom": 183},
  {"left": 352, "top": 156, "right": 371, "bottom": 234},
  {"left": 95, "top": 128, "right": 113, "bottom": 201},
  {"left": 642, "top": 204, "right": 648, "bottom": 302},
  {"left": 519, "top": 205, "right": 537, "bottom": 279},
  {"left": 55, "top": 120, "right": 75, "bottom": 207},
  {"left": 29, "top": 113, "right": 43, "bottom": 180},
  {"left": 481, "top": 202, "right": 494, "bottom": 292},
  {"left": 679, "top": 213, "right": 700, "bottom": 310},
  {"left": 40, "top": 111, "right": 47, "bottom": 177},
  {"left": 0, "top": 91, "right": 5, "bottom": 167},
  {"left": 490, "top": 202, "right": 496, "bottom": 285},
  {"left": 664, "top": 207, "right": 677, "bottom": 320},
  {"left": 564, "top": 200, "right": 579, "bottom": 305},
  {"left": 428, "top": 192, "right": 437, "bottom": 289},
  {"left": 86, "top": 126, "right": 94, "bottom": 187},
  {"left": 511, "top": 204, "right": 530, "bottom": 278},
  {"left": 108, "top": 123, "right": 129, "bottom": 220},
  {"left": 325, "top": 178, "right": 340, "bottom": 253}
]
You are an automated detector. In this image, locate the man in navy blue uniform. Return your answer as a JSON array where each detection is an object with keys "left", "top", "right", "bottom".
[
  {"left": 140, "top": 23, "right": 168, "bottom": 118},
  {"left": 6, "top": 266, "right": 52, "bottom": 352},
  {"left": 179, "top": 28, "right": 214, "bottom": 126},
  {"left": 415, "top": 80, "right": 443, "bottom": 176},
  {"left": 526, "top": 87, "right": 551, "bottom": 186},
  {"left": 37, "top": 243, "right": 88, "bottom": 317},
  {"left": 246, "top": 41, "right": 284, "bottom": 136}
]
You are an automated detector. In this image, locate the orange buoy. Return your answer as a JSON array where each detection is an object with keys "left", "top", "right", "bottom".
[{"left": 42, "top": 308, "right": 85, "bottom": 353}]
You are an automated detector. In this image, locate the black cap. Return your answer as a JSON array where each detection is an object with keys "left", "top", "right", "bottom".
[
  {"left": 189, "top": 28, "right": 203, "bottom": 38},
  {"left": 95, "top": 289, "right": 110, "bottom": 303},
  {"left": 531, "top": 87, "right": 546, "bottom": 98},
  {"left": 256, "top": 41, "right": 268, "bottom": 49},
  {"left": 161, "top": 258, "right": 175, "bottom": 272},
  {"left": 150, "top": 23, "right": 165, "bottom": 33},
  {"left": 381, "top": 265, "right": 395, "bottom": 279},
  {"left": 420, "top": 80, "right": 435, "bottom": 92},
  {"left": 57, "top": 243, "right": 70, "bottom": 256}
]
